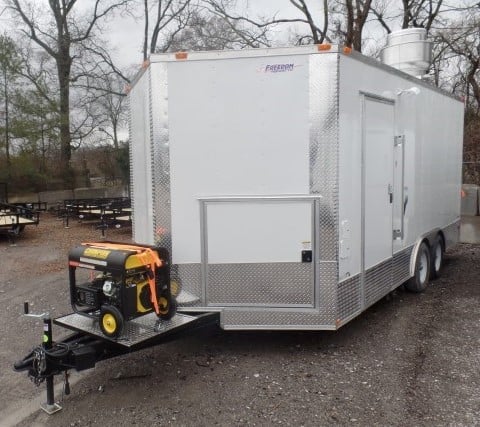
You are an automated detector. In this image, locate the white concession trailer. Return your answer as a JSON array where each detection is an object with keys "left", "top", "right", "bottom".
[{"left": 128, "top": 42, "right": 463, "bottom": 330}]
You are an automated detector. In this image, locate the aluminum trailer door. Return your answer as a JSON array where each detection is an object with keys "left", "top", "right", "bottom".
[{"left": 362, "top": 95, "right": 395, "bottom": 272}]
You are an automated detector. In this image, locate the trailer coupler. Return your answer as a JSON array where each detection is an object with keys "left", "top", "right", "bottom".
[
  {"left": 14, "top": 322, "right": 129, "bottom": 414},
  {"left": 14, "top": 303, "right": 121, "bottom": 414}
]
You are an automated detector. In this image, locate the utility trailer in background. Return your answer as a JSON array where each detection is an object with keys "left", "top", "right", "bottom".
[
  {"left": 0, "top": 183, "right": 45, "bottom": 237},
  {"left": 129, "top": 43, "right": 463, "bottom": 330},
  {"left": 0, "top": 202, "right": 41, "bottom": 236}
]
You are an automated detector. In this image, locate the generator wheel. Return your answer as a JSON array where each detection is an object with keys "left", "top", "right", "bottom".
[
  {"left": 157, "top": 294, "right": 177, "bottom": 320},
  {"left": 430, "top": 234, "right": 444, "bottom": 280},
  {"left": 170, "top": 278, "right": 182, "bottom": 297},
  {"left": 405, "top": 242, "right": 430, "bottom": 293},
  {"left": 100, "top": 305, "right": 124, "bottom": 338}
]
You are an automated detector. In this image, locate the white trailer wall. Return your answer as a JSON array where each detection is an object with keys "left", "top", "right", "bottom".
[
  {"left": 167, "top": 55, "right": 311, "bottom": 264},
  {"left": 129, "top": 46, "right": 463, "bottom": 329},
  {"left": 338, "top": 53, "right": 463, "bottom": 288}
]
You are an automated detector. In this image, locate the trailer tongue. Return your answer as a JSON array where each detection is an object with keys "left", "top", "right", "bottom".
[
  {"left": 14, "top": 240, "right": 219, "bottom": 414},
  {"left": 14, "top": 308, "right": 218, "bottom": 414}
]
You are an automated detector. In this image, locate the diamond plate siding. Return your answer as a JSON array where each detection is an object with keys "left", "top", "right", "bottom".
[
  {"left": 174, "top": 263, "right": 203, "bottom": 307},
  {"left": 309, "top": 54, "right": 339, "bottom": 263},
  {"left": 337, "top": 275, "right": 361, "bottom": 320},
  {"left": 317, "top": 261, "right": 337, "bottom": 318},
  {"left": 310, "top": 53, "right": 340, "bottom": 327},
  {"left": 129, "top": 68, "right": 152, "bottom": 242},
  {"left": 128, "top": 90, "right": 135, "bottom": 234},
  {"left": 364, "top": 259, "right": 393, "bottom": 307},
  {"left": 207, "top": 263, "right": 314, "bottom": 307},
  {"left": 150, "top": 63, "right": 172, "bottom": 248},
  {"left": 392, "top": 246, "right": 413, "bottom": 285},
  {"left": 221, "top": 310, "right": 336, "bottom": 330}
]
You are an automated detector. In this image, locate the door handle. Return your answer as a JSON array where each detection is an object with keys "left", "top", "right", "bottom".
[{"left": 388, "top": 184, "right": 393, "bottom": 204}]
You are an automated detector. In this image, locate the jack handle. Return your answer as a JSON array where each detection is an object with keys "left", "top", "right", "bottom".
[{"left": 24, "top": 301, "right": 49, "bottom": 319}]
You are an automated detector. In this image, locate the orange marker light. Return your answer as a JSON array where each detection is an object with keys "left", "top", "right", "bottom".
[
  {"left": 317, "top": 43, "right": 332, "bottom": 51},
  {"left": 175, "top": 52, "right": 188, "bottom": 60},
  {"left": 343, "top": 46, "right": 353, "bottom": 54}
]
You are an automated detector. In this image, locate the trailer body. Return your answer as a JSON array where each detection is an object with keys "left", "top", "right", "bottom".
[{"left": 129, "top": 45, "right": 463, "bottom": 330}]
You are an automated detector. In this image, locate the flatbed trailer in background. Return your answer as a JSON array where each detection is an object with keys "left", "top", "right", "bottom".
[
  {"left": 0, "top": 183, "right": 45, "bottom": 238},
  {"left": 0, "top": 202, "right": 41, "bottom": 236},
  {"left": 62, "top": 197, "right": 132, "bottom": 231}
]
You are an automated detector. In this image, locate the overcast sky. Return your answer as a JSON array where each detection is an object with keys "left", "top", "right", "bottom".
[{"left": 107, "top": 0, "right": 325, "bottom": 69}]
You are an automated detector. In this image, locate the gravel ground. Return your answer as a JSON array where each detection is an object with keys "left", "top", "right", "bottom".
[{"left": 1, "top": 214, "right": 479, "bottom": 426}]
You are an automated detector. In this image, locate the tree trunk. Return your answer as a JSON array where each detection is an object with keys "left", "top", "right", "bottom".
[
  {"left": 143, "top": 0, "right": 149, "bottom": 61},
  {"left": 57, "top": 52, "right": 73, "bottom": 187},
  {"left": 3, "top": 67, "right": 10, "bottom": 177},
  {"left": 113, "top": 121, "right": 119, "bottom": 150}
]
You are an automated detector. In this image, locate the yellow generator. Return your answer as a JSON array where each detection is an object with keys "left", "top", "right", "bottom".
[{"left": 68, "top": 242, "right": 176, "bottom": 338}]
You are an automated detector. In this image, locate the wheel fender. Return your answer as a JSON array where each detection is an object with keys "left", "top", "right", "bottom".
[{"left": 409, "top": 238, "right": 429, "bottom": 277}]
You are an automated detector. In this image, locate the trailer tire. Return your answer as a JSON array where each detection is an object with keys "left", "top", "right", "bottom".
[
  {"left": 406, "top": 242, "right": 431, "bottom": 293},
  {"left": 10, "top": 225, "right": 22, "bottom": 235},
  {"left": 100, "top": 305, "right": 124, "bottom": 338},
  {"left": 430, "top": 234, "right": 444, "bottom": 280}
]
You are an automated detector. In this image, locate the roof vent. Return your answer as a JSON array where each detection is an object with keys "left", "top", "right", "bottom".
[{"left": 381, "top": 28, "right": 432, "bottom": 78}]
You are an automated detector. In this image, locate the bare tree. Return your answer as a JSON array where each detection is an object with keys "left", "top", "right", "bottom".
[
  {"left": 371, "top": 0, "right": 445, "bottom": 35},
  {"left": 165, "top": 8, "right": 269, "bottom": 50},
  {"left": 287, "top": 0, "right": 330, "bottom": 44},
  {"left": 93, "top": 73, "right": 128, "bottom": 150},
  {"left": 330, "top": 0, "right": 373, "bottom": 52},
  {"left": 141, "top": 0, "right": 193, "bottom": 58},
  {"left": 439, "top": 18, "right": 480, "bottom": 111},
  {"left": 204, "top": 0, "right": 331, "bottom": 47},
  {"left": 400, "top": 0, "right": 443, "bottom": 31},
  {"left": 7, "top": 0, "right": 129, "bottom": 186}
]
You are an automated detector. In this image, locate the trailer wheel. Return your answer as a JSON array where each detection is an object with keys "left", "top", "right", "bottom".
[
  {"left": 406, "top": 242, "right": 431, "bottom": 293},
  {"left": 158, "top": 294, "right": 177, "bottom": 320},
  {"left": 100, "top": 305, "right": 124, "bottom": 338},
  {"left": 430, "top": 235, "right": 444, "bottom": 280},
  {"left": 10, "top": 225, "right": 23, "bottom": 235}
]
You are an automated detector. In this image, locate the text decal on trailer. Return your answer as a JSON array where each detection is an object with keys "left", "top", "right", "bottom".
[{"left": 263, "top": 63, "right": 296, "bottom": 73}]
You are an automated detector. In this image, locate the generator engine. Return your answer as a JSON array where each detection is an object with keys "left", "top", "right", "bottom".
[{"left": 69, "top": 242, "right": 176, "bottom": 338}]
